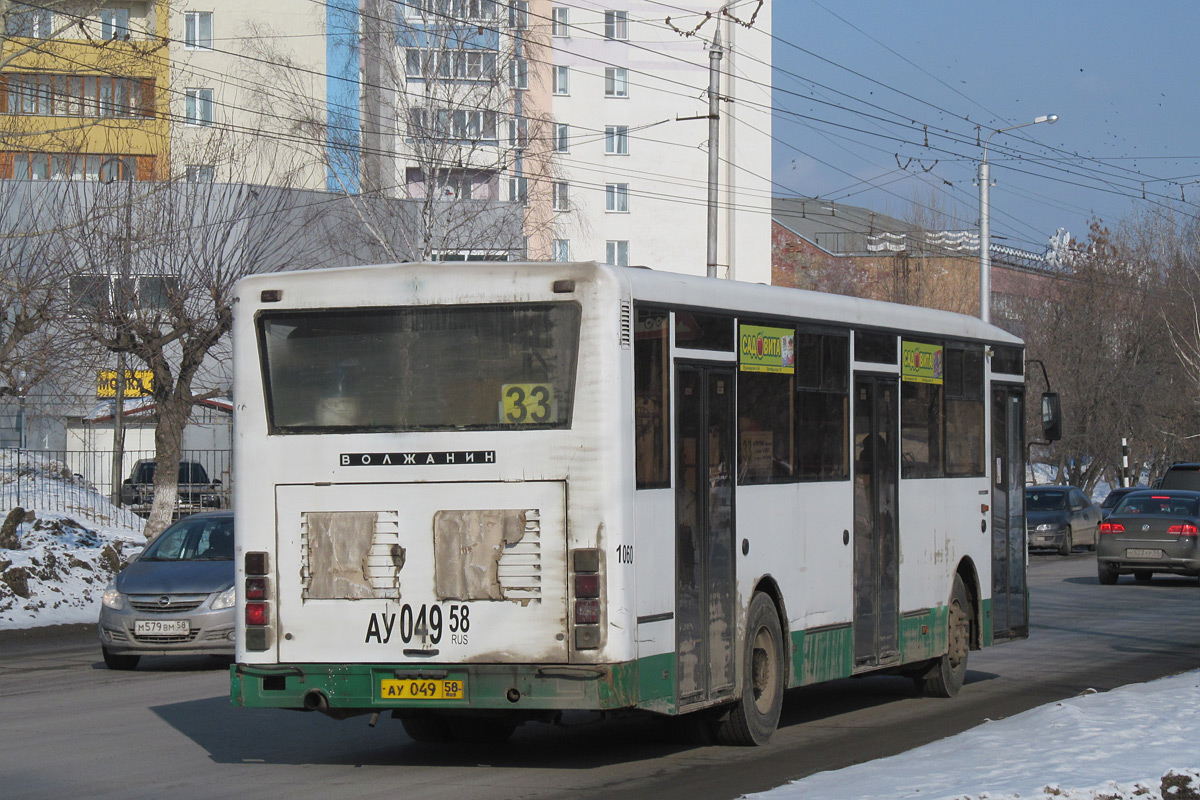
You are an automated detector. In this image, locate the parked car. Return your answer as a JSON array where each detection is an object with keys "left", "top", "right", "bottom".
[
  {"left": 1025, "top": 485, "right": 1101, "bottom": 555},
  {"left": 121, "top": 459, "right": 225, "bottom": 518},
  {"left": 98, "top": 510, "right": 235, "bottom": 670},
  {"left": 1100, "top": 486, "right": 1140, "bottom": 519},
  {"left": 1096, "top": 489, "right": 1200, "bottom": 585},
  {"left": 1155, "top": 463, "right": 1200, "bottom": 491}
]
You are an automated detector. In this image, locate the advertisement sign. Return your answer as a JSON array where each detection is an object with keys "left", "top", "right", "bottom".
[
  {"left": 901, "top": 341, "right": 944, "bottom": 384},
  {"left": 97, "top": 369, "right": 154, "bottom": 398},
  {"left": 739, "top": 324, "right": 795, "bottom": 374}
]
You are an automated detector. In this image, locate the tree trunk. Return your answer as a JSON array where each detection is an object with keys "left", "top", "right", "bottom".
[{"left": 143, "top": 390, "right": 191, "bottom": 540}]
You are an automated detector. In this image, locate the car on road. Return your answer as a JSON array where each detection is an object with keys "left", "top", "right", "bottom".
[
  {"left": 1096, "top": 489, "right": 1200, "bottom": 585},
  {"left": 98, "top": 510, "right": 235, "bottom": 670},
  {"left": 1026, "top": 485, "right": 1101, "bottom": 555},
  {"left": 120, "top": 459, "right": 226, "bottom": 519},
  {"left": 1155, "top": 463, "right": 1200, "bottom": 491},
  {"left": 1100, "top": 486, "right": 1140, "bottom": 519}
]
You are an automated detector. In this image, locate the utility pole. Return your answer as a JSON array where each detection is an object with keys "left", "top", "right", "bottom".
[
  {"left": 104, "top": 159, "right": 133, "bottom": 505},
  {"left": 706, "top": 28, "right": 722, "bottom": 279}
]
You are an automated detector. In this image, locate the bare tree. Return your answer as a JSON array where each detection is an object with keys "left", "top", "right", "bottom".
[{"left": 65, "top": 178, "right": 314, "bottom": 538}]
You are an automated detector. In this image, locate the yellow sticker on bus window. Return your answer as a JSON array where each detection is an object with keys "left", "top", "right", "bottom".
[
  {"left": 502, "top": 384, "right": 555, "bottom": 424},
  {"left": 902, "top": 341, "right": 944, "bottom": 384}
]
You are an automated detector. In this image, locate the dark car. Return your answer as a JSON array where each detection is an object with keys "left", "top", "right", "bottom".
[
  {"left": 1156, "top": 463, "right": 1200, "bottom": 491},
  {"left": 98, "top": 511, "right": 235, "bottom": 669},
  {"left": 1100, "top": 486, "right": 1141, "bottom": 520},
  {"left": 1097, "top": 489, "right": 1200, "bottom": 585},
  {"left": 121, "top": 459, "right": 225, "bottom": 518},
  {"left": 1025, "top": 485, "right": 1102, "bottom": 555}
]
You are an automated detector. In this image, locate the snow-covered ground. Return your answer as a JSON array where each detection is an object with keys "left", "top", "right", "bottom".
[
  {"left": 0, "top": 450, "right": 145, "bottom": 629},
  {"left": 1, "top": 460, "right": 1195, "bottom": 800},
  {"left": 746, "top": 671, "right": 1200, "bottom": 800}
]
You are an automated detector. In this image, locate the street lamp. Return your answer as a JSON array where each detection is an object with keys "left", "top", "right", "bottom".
[
  {"left": 979, "top": 114, "right": 1058, "bottom": 323},
  {"left": 101, "top": 157, "right": 133, "bottom": 505}
]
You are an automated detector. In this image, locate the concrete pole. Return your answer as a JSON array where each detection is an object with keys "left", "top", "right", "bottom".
[
  {"left": 978, "top": 157, "right": 991, "bottom": 323},
  {"left": 706, "top": 29, "right": 722, "bottom": 279}
]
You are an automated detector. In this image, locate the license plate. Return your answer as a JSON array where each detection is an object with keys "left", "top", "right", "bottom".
[
  {"left": 380, "top": 678, "right": 466, "bottom": 701},
  {"left": 1126, "top": 548, "right": 1164, "bottom": 559},
  {"left": 135, "top": 619, "right": 190, "bottom": 636}
]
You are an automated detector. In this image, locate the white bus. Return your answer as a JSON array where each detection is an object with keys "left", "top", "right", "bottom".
[{"left": 230, "top": 261, "right": 1050, "bottom": 745}]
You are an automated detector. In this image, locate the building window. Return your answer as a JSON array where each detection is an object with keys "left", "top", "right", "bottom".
[
  {"left": 101, "top": 8, "right": 131, "bottom": 40},
  {"left": 604, "top": 10, "right": 628, "bottom": 40},
  {"left": 509, "top": 0, "right": 528, "bottom": 29},
  {"left": 1, "top": 152, "right": 146, "bottom": 181},
  {"left": 3, "top": 75, "right": 152, "bottom": 118},
  {"left": 408, "top": 48, "right": 498, "bottom": 81},
  {"left": 185, "top": 164, "right": 215, "bottom": 183},
  {"left": 409, "top": 107, "right": 497, "bottom": 141},
  {"left": 69, "top": 274, "right": 179, "bottom": 313},
  {"left": 604, "top": 67, "right": 628, "bottom": 97},
  {"left": 184, "top": 11, "right": 212, "bottom": 49},
  {"left": 5, "top": 4, "right": 52, "bottom": 38},
  {"left": 553, "top": 65, "right": 569, "bottom": 95},
  {"left": 553, "top": 123, "right": 569, "bottom": 152},
  {"left": 606, "top": 240, "right": 628, "bottom": 267},
  {"left": 509, "top": 57, "right": 528, "bottom": 90},
  {"left": 509, "top": 175, "right": 528, "bottom": 205},
  {"left": 184, "top": 87, "right": 213, "bottom": 126},
  {"left": 605, "top": 183, "right": 629, "bottom": 212},
  {"left": 552, "top": 239, "right": 569, "bottom": 262},
  {"left": 551, "top": 6, "right": 569, "bottom": 36},
  {"left": 404, "top": 0, "right": 498, "bottom": 19},
  {"left": 605, "top": 125, "right": 629, "bottom": 155},
  {"left": 508, "top": 116, "right": 528, "bottom": 148},
  {"left": 553, "top": 181, "right": 569, "bottom": 211}
]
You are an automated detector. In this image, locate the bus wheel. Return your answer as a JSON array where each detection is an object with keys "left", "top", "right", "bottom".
[
  {"left": 398, "top": 712, "right": 454, "bottom": 743},
  {"left": 713, "top": 592, "right": 784, "bottom": 746},
  {"left": 919, "top": 575, "right": 970, "bottom": 698}
]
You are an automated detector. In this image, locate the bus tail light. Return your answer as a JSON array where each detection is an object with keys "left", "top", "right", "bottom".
[
  {"left": 1099, "top": 522, "right": 1124, "bottom": 534},
  {"left": 572, "top": 548, "right": 602, "bottom": 650},
  {"left": 244, "top": 552, "right": 272, "bottom": 651},
  {"left": 1168, "top": 523, "right": 1198, "bottom": 536}
]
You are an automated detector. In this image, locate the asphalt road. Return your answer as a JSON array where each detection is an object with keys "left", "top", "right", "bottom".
[{"left": 1, "top": 555, "right": 1197, "bottom": 800}]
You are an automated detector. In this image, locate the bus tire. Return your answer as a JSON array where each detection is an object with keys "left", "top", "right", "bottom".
[
  {"left": 919, "top": 575, "right": 969, "bottom": 698},
  {"left": 712, "top": 592, "right": 784, "bottom": 746},
  {"left": 399, "top": 712, "right": 454, "bottom": 743}
]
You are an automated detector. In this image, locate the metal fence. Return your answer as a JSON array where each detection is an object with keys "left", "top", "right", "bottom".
[{"left": 0, "top": 448, "right": 232, "bottom": 529}]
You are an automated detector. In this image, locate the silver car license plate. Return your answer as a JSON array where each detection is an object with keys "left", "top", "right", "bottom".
[
  {"left": 1126, "top": 548, "right": 1163, "bottom": 559},
  {"left": 135, "top": 619, "right": 191, "bottom": 636}
]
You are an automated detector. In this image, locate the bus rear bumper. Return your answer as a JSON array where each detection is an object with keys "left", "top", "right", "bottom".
[{"left": 231, "top": 661, "right": 641, "bottom": 714}]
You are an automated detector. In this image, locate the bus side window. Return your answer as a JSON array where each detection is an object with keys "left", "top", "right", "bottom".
[
  {"left": 795, "top": 332, "right": 849, "bottom": 481},
  {"left": 635, "top": 307, "right": 670, "bottom": 488}
]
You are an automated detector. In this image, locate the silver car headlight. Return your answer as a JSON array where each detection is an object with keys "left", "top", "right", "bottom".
[
  {"left": 101, "top": 582, "right": 125, "bottom": 610},
  {"left": 1035, "top": 523, "right": 1063, "bottom": 532},
  {"left": 210, "top": 586, "right": 236, "bottom": 611}
]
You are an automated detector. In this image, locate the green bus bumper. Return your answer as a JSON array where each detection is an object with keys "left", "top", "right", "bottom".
[{"left": 231, "top": 661, "right": 643, "bottom": 713}]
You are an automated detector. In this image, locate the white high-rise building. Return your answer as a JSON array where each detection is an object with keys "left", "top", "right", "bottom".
[{"left": 170, "top": 1, "right": 773, "bottom": 281}]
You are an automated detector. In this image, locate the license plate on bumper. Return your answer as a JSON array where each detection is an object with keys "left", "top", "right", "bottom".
[
  {"left": 135, "top": 619, "right": 190, "bottom": 636},
  {"left": 380, "top": 678, "right": 466, "bottom": 701},
  {"left": 1126, "top": 548, "right": 1164, "bottom": 559}
]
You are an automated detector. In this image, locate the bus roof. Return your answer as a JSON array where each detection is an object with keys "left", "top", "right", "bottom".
[{"left": 237, "top": 260, "right": 1022, "bottom": 347}]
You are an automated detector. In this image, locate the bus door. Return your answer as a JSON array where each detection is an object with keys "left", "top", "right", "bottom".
[
  {"left": 675, "top": 362, "right": 736, "bottom": 707},
  {"left": 852, "top": 375, "right": 900, "bottom": 668},
  {"left": 990, "top": 385, "right": 1027, "bottom": 639}
]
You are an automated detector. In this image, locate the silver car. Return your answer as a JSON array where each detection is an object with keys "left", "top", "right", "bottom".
[
  {"left": 1097, "top": 490, "right": 1200, "bottom": 584},
  {"left": 98, "top": 511, "right": 235, "bottom": 670}
]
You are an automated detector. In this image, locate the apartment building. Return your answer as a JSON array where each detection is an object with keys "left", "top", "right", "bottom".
[
  {"left": 0, "top": 1, "right": 170, "bottom": 181},
  {"left": 168, "top": 0, "right": 773, "bottom": 280}
]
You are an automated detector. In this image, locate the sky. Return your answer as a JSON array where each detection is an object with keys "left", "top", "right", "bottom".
[{"left": 769, "top": 1, "right": 1200, "bottom": 254}]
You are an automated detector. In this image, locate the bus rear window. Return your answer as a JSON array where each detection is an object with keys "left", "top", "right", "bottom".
[{"left": 258, "top": 303, "right": 581, "bottom": 432}]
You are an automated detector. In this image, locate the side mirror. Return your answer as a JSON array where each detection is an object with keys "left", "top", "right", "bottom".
[{"left": 1042, "top": 392, "right": 1062, "bottom": 442}]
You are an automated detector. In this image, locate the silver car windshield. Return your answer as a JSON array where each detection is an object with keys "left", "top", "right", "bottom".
[{"left": 141, "top": 517, "right": 234, "bottom": 561}]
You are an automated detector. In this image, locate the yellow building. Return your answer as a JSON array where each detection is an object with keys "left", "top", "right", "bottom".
[{"left": 0, "top": 1, "right": 170, "bottom": 181}]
